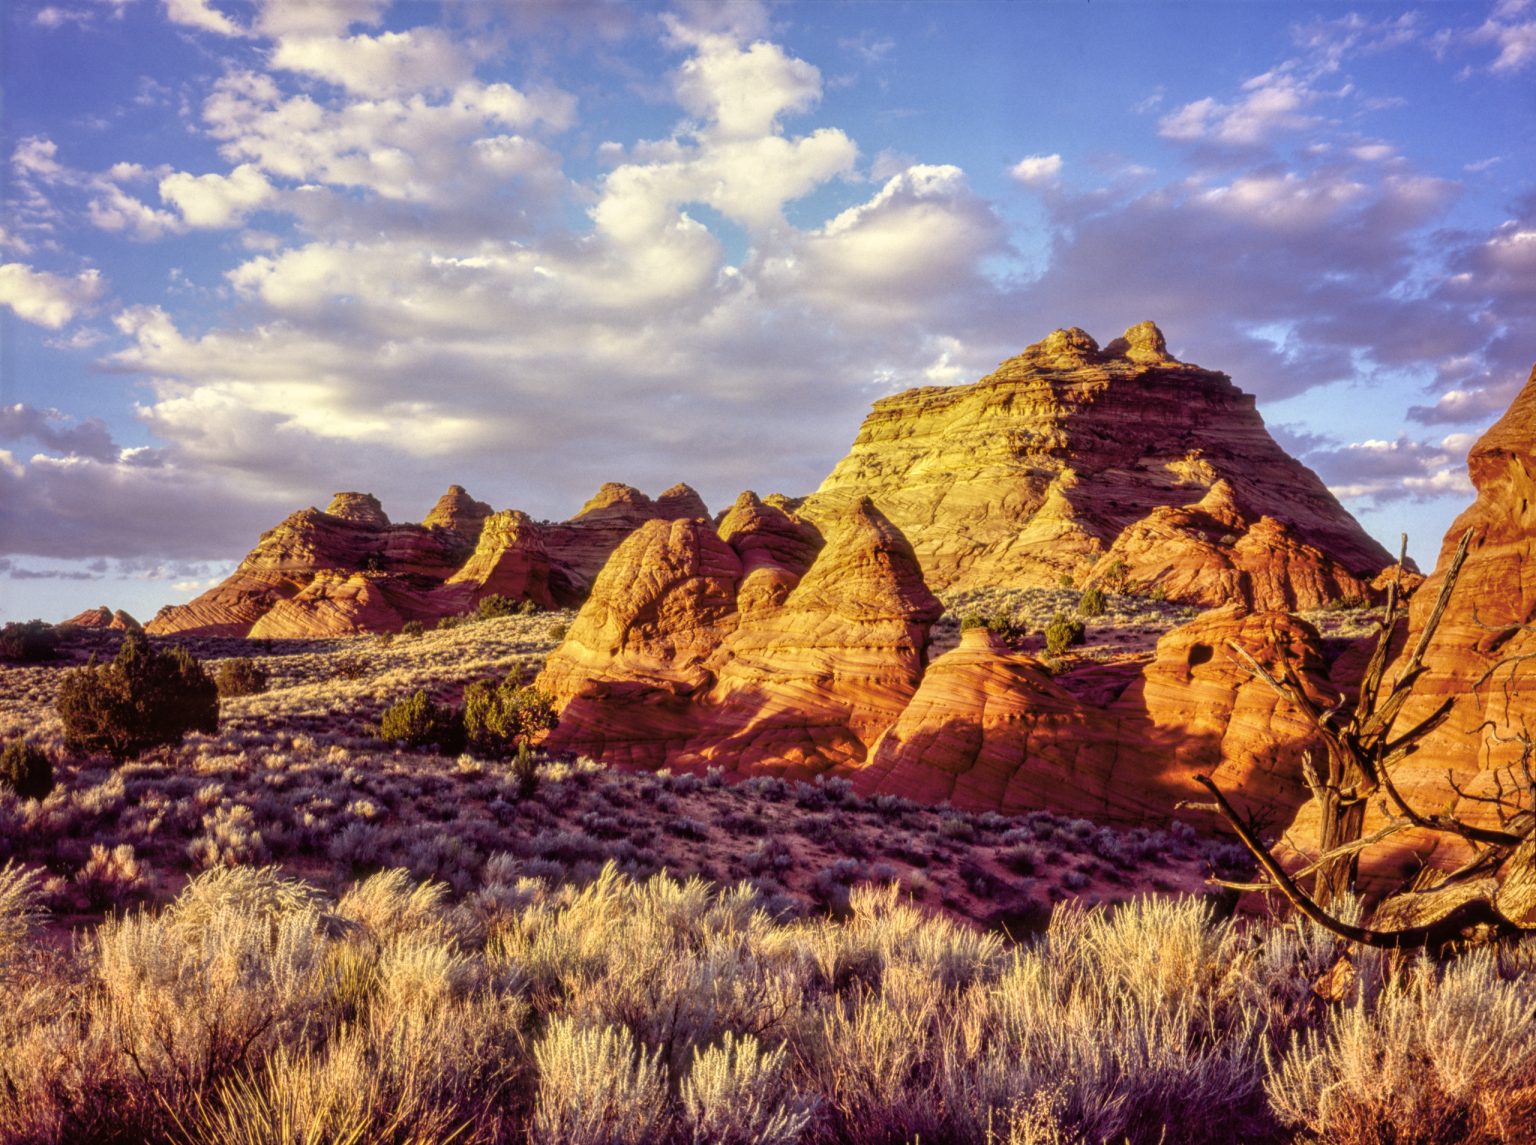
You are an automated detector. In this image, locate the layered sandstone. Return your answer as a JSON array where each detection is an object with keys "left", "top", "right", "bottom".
[
  {"left": 61, "top": 606, "right": 141, "bottom": 631},
  {"left": 432, "top": 509, "right": 555, "bottom": 615},
  {"left": 856, "top": 608, "right": 1329, "bottom": 826},
  {"left": 542, "top": 482, "right": 711, "bottom": 604},
  {"left": 810, "top": 322, "right": 1393, "bottom": 607},
  {"left": 540, "top": 496, "right": 940, "bottom": 773},
  {"left": 148, "top": 485, "right": 539, "bottom": 637}
]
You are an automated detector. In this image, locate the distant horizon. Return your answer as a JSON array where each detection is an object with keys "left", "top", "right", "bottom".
[{"left": 3, "top": 0, "right": 1532, "bottom": 622}]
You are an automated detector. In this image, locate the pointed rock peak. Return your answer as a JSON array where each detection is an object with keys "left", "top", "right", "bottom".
[
  {"left": 1196, "top": 478, "right": 1246, "bottom": 520},
  {"left": 1104, "top": 320, "right": 1176, "bottom": 364},
  {"left": 326, "top": 492, "right": 390, "bottom": 528},
  {"left": 423, "top": 485, "right": 492, "bottom": 534},
  {"left": 798, "top": 496, "right": 942, "bottom": 622},
  {"left": 574, "top": 482, "right": 653, "bottom": 518},
  {"left": 63, "top": 605, "right": 114, "bottom": 628},
  {"left": 656, "top": 482, "right": 710, "bottom": 519},
  {"left": 112, "top": 609, "right": 143, "bottom": 632},
  {"left": 479, "top": 508, "right": 541, "bottom": 540},
  {"left": 1023, "top": 326, "right": 1101, "bottom": 365}
]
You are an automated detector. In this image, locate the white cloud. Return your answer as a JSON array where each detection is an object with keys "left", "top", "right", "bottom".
[
  {"left": 269, "top": 27, "right": 475, "bottom": 97},
  {"left": 159, "top": 163, "right": 274, "bottom": 228},
  {"left": 1159, "top": 68, "right": 1322, "bottom": 147},
  {"left": 254, "top": 0, "right": 385, "bottom": 38},
  {"left": 164, "top": 0, "right": 242, "bottom": 37},
  {"left": 1009, "top": 153, "right": 1062, "bottom": 186},
  {"left": 673, "top": 32, "right": 823, "bottom": 139},
  {"left": 0, "top": 263, "right": 106, "bottom": 328}
]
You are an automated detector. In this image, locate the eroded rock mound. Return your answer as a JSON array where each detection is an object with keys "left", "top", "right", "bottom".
[
  {"left": 147, "top": 485, "right": 541, "bottom": 638},
  {"left": 810, "top": 322, "right": 1393, "bottom": 606},
  {"left": 540, "top": 496, "right": 941, "bottom": 774},
  {"left": 433, "top": 509, "right": 555, "bottom": 615},
  {"left": 62, "top": 606, "right": 141, "bottom": 631},
  {"left": 542, "top": 482, "right": 711, "bottom": 605},
  {"left": 857, "top": 608, "right": 1330, "bottom": 825}
]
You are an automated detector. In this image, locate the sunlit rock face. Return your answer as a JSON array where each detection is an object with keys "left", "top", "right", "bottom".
[
  {"left": 144, "top": 479, "right": 710, "bottom": 638},
  {"left": 855, "top": 608, "right": 1330, "bottom": 828},
  {"left": 808, "top": 321, "right": 1394, "bottom": 608},
  {"left": 539, "top": 496, "right": 941, "bottom": 774},
  {"left": 1288, "top": 362, "right": 1536, "bottom": 891}
]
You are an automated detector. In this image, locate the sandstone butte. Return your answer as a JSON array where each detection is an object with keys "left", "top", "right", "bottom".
[
  {"left": 1284, "top": 362, "right": 1536, "bottom": 892},
  {"left": 145, "top": 482, "right": 709, "bottom": 638},
  {"left": 807, "top": 321, "right": 1394, "bottom": 611}
]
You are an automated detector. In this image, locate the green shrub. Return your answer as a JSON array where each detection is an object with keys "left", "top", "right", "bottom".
[
  {"left": 1147, "top": 584, "right": 1168, "bottom": 602},
  {"left": 1101, "top": 559, "right": 1130, "bottom": 592},
  {"left": 400, "top": 620, "right": 424, "bottom": 638},
  {"left": 378, "top": 690, "right": 464, "bottom": 753},
  {"left": 0, "top": 740, "right": 53, "bottom": 801},
  {"left": 958, "top": 612, "right": 986, "bottom": 632},
  {"left": 1044, "top": 613, "right": 1086, "bottom": 657},
  {"left": 436, "top": 615, "right": 462, "bottom": 631},
  {"left": 477, "top": 594, "right": 521, "bottom": 620},
  {"left": 0, "top": 620, "right": 59, "bottom": 662},
  {"left": 56, "top": 633, "right": 218, "bottom": 763},
  {"left": 333, "top": 654, "right": 368, "bottom": 681},
  {"left": 519, "top": 598, "right": 540, "bottom": 615},
  {"left": 549, "top": 622, "right": 569, "bottom": 642},
  {"left": 512, "top": 743, "right": 540, "bottom": 797},
  {"left": 214, "top": 657, "right": 269, "bottom": 698},
  {"left": 1058, "top": 573, "right": 1076, "bottom": 589},
  {"left": 1078, "top": 586, "right": 1107, "bottom": 617},
  {"left": 463, "top": 678, "right": 558, "bottom": 758}
]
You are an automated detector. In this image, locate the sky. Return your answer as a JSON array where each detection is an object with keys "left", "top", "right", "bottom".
[{"left": 0, "top": 0, "right": 1533, "bottom": 624}]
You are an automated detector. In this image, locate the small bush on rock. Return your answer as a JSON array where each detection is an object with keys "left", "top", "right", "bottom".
[
  {"left": 379, "top": 690, "right": 465, "bottom": 754},
  {"left": 0, "top": 740, "right": 53, "bottom": 801},
  {"left": 215, "top": 657, "right": 269, "bottom": 698},
  {"left": 56, "top": 633, "right": 218, "bottom": 763}
]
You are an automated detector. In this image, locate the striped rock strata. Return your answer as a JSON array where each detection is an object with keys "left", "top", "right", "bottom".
[{"left": 809, "top": 322, "right": 1392, "bottom": 609}]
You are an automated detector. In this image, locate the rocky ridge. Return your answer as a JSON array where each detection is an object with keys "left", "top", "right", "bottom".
[{"left": 146, "top": 482, "right": 708, "bottom": 638}]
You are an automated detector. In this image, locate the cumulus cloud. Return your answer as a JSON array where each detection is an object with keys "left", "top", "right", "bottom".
[
  {"left": 158, "top": 163, "right": 274, "bottom": 228},
  {"left": 1159, "top": 67, "right": 1324, "bottom": 148},
  {"left": 270, "top": 27, "right": 476, "bottom": 97},
  {"left": 0, "top": 263, "right": 105, "bottom": 327},
  {"left": 1304, "top": 434, "right": 1476, "bottom": 504},
  {"left": 0, "top": 405, "right": 119, "bottom": 461}
]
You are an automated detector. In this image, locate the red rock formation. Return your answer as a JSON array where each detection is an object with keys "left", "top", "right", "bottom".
[
  {"left": 1082, "top": 481, "right": 1376, "bottom": 611},
  {"left": 856, "top": 608, "right": 1329, "bottom": 826},
  {"left": 421, "top": 484, "right": 492, "bottom": 540},
  {"left": 540, "top": 497, "right": 940, "bottom": 774},
  {"left": 432, "top": 509, "right": 555, "bottom": 614},
  {"left": 61, "top": 606, "right": 141, "bottom": 631},
  {"left": 146, "top": 501, "right": 385, "bottom": 636},
  {"left": 1286, "top": 363, "right": 1536, "bottom": 889},
  {"left": 811, "top": 322, "right": 1394, "bottom": 604},
  {"left": 540, "top": 517, "right": 744, "bottom": 766},
  {"left": 542, "top": 482, "right": 711, "bottom": 605},
  {"left": 715, "top": 491, "right": 822, "bottom": 614}
]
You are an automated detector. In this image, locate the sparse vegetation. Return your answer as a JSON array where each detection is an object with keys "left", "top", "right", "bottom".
[
  {"left": 56, "top": 632, "right": 219, "bottom": 762},
  {"left": 464, "top": 676, "right": 558, "bottom": 758},
  {"left": 379, "top": 689, "right": 465, "bottom": 753},
  {"left": 215, "top": 657, "right": 269, "bottom": 698},
  {"left": 1044, "top": 612, "right": 1085, "bottom": 656},
  {"left": 0, "top": 620, "right": 59, "bottom": 663},
  {"left": 0, "top": 739, "right": 52, "bottom": 801},
  {"left": 477, "top": 593, "right": 522, "bottom": 620}
]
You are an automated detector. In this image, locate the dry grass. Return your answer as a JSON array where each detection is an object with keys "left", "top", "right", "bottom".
[
  {"left": 1, "top": 609, "right": 1531, "bottom": 1142},
  {"left": 1, "top": 859, "right": 1532, "bottom": 1143}
]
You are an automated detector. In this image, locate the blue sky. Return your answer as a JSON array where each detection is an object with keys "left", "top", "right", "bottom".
[{"left": 1, "top": 0, "right": 1532, "bottom": 623}]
